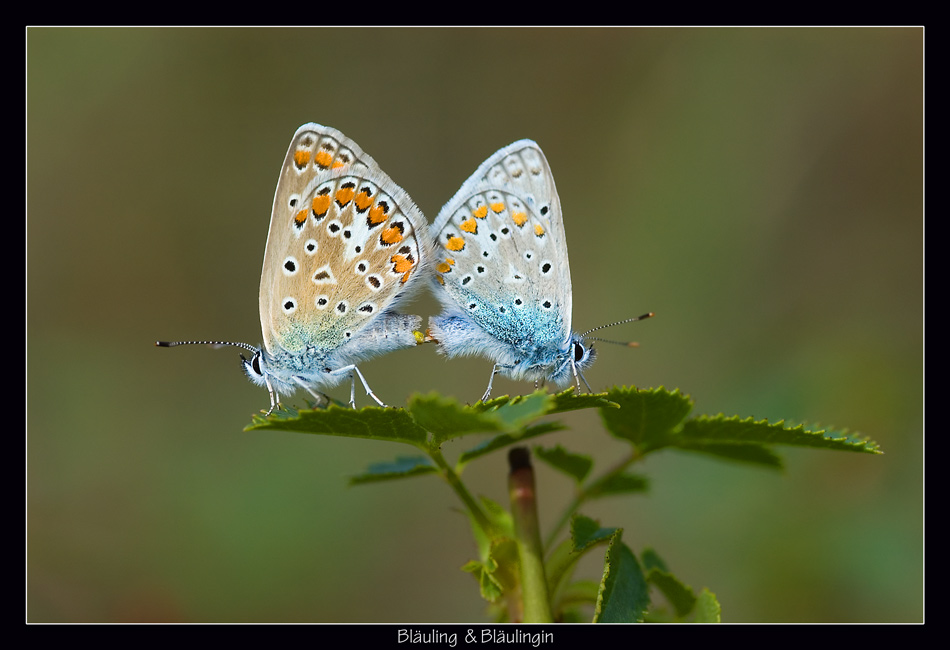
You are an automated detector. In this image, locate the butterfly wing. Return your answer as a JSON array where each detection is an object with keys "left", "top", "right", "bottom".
[
  {"left": 260, "top": 124, "right": 429, "bottom": 376},
  {"left": 429, "top": 140, "right": 573, "bottom": 380}
]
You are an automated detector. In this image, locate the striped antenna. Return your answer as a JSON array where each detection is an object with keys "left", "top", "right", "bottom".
[
  {"left": 582, "top": 312, "right": 655, "bottom": 347},
  {"left": 155, "top": 340, "right": 258, "bottom": 354}
]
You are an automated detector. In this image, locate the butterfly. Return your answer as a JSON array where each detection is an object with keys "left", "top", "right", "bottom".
[
  {"left": 426, "top": 140, "right": 651, "bottom": 401},
  {"left": 158, "top": 124, "right": 430, "bottom": 412}
]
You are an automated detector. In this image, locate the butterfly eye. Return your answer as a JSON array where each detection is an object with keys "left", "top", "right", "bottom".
[
  {"left": 251, "top": 352, "right": 263, "bottom": 377},
  {"left": 573, "top": 341, "right": 586, "bottom": 363}
]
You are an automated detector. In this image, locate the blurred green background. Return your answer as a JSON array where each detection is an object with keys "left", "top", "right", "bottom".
[{"left": 27, "top": 27, "right": 922, "bottom": 622}]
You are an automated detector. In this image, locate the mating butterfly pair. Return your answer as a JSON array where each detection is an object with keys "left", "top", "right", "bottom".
[{"left": 158, "top": 124, "right": 651, "bottom": 412}]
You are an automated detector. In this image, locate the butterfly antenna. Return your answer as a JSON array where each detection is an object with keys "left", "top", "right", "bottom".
[
  {"left": 587, "top": 337, "right": 640, "bottom": 347},
  {"left": 581, "top": 312, "right": 654, "bottom": 347},
  {"left": 155, "top": 340, "right": 258, "bottom": 354}
]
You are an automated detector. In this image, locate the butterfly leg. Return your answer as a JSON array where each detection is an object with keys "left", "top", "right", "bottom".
[
  {"left": 264, "top": 376, "right": 281, "bottom": 415},
  {"left": 294, "top": 380, "right": 330, "bottom": 409},
  {"left": 481, "top": 364, "right": 503, "bottom": 402},
  {"left": 570, "top": 359, "right": 594, "bottom": 394},
  {"left": 328, "top": 365, "right": 389, "bottom": 409}
]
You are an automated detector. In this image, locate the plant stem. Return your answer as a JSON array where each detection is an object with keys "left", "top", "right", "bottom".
[
  {"left": 429, "top": 448, "right": 497, "bottom": 538},
  {"left": 508, "top": 447, "right": 553, "bottom": 623}
]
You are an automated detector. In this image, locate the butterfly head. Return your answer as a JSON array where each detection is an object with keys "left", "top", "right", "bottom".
[
  {"left": 240, "top": 347, "right": 268, "bottom": 387},
  {"left": 544, "top": 331, "right": 596, "bottom": 386},
  {"left": 571, "top": 332, "right": 597, "bottom": 372}
]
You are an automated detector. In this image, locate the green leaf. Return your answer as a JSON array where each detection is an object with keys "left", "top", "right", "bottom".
[
  {"left": 593, "top": 532, "right": 650, "bottom": 623},
  {"left": 572, "top": 514, "right": 618, "bottom": 552},
  {"left": 693, "top": 588, "right": 722, "bottom": 623},
  {"left": 647, "top": 568, "right": 697, "bottom": 618},
  {"left": 348, "top": 456, "right": 438, "bottom": 485},
  {"left": 640, "top": 547, "right": 668, "bottom": 573},
  {"left": 599, "top": 386, "right": 694, "bottom": 452},
  {"left": 245, "top": 404, "right": 429, "bottom": 448},
  {"left": 546, "top": 515, "right": 618, "bottom": 618},
  {"left": 491, "top": 391, "right": 556, "bottom": 428},
  {"left": 462, "top": 559, "right": 504, "bottom": 603},
  {"left": 670, "top": 440, "right": 785, "bottom": 468},
  {"left": 533, "top": 445, "right": 593, "bottom": 483},
  {"left": 406, "top": 392, "right": 508, "bottom": 442},
  {"left": 456, "top": 422, "right": 565, "bottom": 468},
  {"left": 549, "top": 388, "right": 619, "bottom": 413},
  {"left": 678, "top": 416, "right": 882, "bottom": 455},
  {"left": 585, "top": 472, "right": 650, "bottom": 499},
  {"left": 463, "top": 537, "right": 519, "bottom": 604},
  {"left": 404, "top": 391, "right": 565, "bottom": 450}
]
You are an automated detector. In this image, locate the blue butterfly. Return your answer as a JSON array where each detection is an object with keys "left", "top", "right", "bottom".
[{"left": 426, "top": 140, "right": 650, "bottom": 401}]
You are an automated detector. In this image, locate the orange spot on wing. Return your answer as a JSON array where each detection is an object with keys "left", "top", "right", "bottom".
[
  {"left": 460, "top": 218, "right": 477, "bottom": 233},
  {"left": 368, "top": 203, "right": 388, "bottom": 225},
  {"left": 512, "top": 212, "right": 528, "bottom": 227},
  {"left": 446, "top": 236, "right": 465, "bottom": 251},
  {"left": 312, "top": 194, "right": 331, "bottom": 217},
  {"left": 294, "top": 210, "right": 308, "bottom": 226},
  {"left": 335, "top": 185, "right": 355, "bottom": 206},
  {"left": 490, "top": 202, "right": 505, "bottom": 213},
  {"left": 314, "top": 150, "right": 334, "bottom": 169},
  {"left": 472, "top": 205, "right": 488, "bottom": 219},
  {"left": 293, "top": 150, "right": 311, "bottom": 169},
  {"left": 391, "top": 254, "right": 415, "bottom": 283},
  {"left": 355, "top": 190, "right": 374, "bottom": 211},
  {"left": 534, "top": 224, "right": 545, "bottom": 237},
  {"left": 436, "top": 261, "right": 452, "bottom": 273},
  {"left": 381, "top": 227, "right": 404, "bottom": 245}
]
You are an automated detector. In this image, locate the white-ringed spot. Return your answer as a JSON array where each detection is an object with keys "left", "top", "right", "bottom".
[
  {"left": 365, "top": 274, "right": 383, "bottom": 291},
  {"left": 282, "top": 257, "right": 299, "bottom": 276},
  {"left": 281, "top": 297, "right": 297, "bottom": 314}
]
